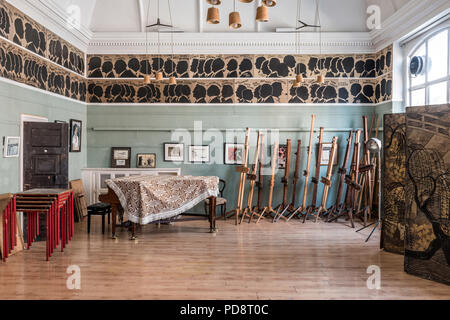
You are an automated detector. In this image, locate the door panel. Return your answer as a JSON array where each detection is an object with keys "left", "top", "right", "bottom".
[{"left": 24, "top": 122, "right": 68, "bottom": 190}]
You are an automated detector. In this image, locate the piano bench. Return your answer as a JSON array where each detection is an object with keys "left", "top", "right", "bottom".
[{"left": 87, "top": 202, "right": 112, "bottom": 234}]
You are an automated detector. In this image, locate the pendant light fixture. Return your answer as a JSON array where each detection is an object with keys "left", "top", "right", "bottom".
[
  {"left": 316, "top": 0, "right": 324, "bottom": 84},
  {"left": 168, "top": 0, "right": 176, "bottom": 85},
  {"left": 293, "top": 0, "right": 303, "bottom": 88},
  {"left": 262, "top": 0, "right": 276, "bottom": 7},
  {"left": 229, "top": 0, "right": 242, "bottom": 29},
  {"left": 239, "top": 0, "right": 253, "bottom": 3},
  {"left": 256, "top": 1, "right": 269, "bottom": 22},
  {"left": 207, "top": 6, "right": 220, "bottom": 24},
  {"left": 206, "top": 0, "right": 221, "bottom": 4}
]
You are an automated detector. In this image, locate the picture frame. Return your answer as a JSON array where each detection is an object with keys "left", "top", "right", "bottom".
[
  {"left": 320, "top": 143, "right": 339, "bottom": 166},
  {"left": 137, "top": 153, "right": 156, "bottom": 168},
  {"left": 111, "top": 147, "right": 131, "bottom": 168},
  {"left": 273, "top": 144, "right": 288, "bottom": 169},
  {"left": 3, "top": 136, "right": 20, "bottom": 158},
  {"left": 189, "top": 145, "right": 210, "bottom": 163},
  {"left": 164, "top": 143, "right": 184, "bottom": 162},
  {"left": 69, "top": 119, "right": 82, "bottom": 153},
  {"left": 224, "top": 143, "right": 244, "bottom": 165}
]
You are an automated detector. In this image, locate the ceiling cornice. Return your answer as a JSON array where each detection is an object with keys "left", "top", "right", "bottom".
[
  {"left": 87, "top": 32, "right": 374, "bottom": 55},
  {"left": 370, "top": 0, "right": 450, "bottom": 51}
]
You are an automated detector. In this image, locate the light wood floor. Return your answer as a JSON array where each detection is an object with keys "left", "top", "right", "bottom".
[{"left": 0, "top": 216, "right": 449, "bottom": 300}]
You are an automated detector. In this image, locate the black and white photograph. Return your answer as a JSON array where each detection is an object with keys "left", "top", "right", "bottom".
[
  {"left": 188, "top": 145, "right": 210, "bottom": 163},
  {"left": 137, "top": 153, "right": 156, "bottom": 168},
  {"left": 320, "top": 142, "right": 339, "bottom": 166},
  {"left": 224, "top": 143, "right": 244, "bottom": 165},
  {"left": 111, "top": 147, "right": 131, "bottom": 168},
  {"left": 164, "top": 143, "right": 184, "bottom": 162},
  {"left": 3, "top": 136, "right": 20, "bottom": 158},
  {"left": 69, "top": 119, "right": 82, "bottom": 152}
]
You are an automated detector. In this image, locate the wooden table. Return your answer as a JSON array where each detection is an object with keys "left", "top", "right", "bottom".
[
  {"left": 15, "top": 189, "right": 74, "bottom": 261},
  {"left": 100, "top": 188, "right": 217, "bottom": 239}
]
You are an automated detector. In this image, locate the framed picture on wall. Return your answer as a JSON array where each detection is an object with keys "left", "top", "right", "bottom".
[
  {"left": 274, "top": 144, "right": 288, "bottom": 169},
  {"left": 320, "top": 143, "right": 339, "bottom": 166},
  {"left": 189, "top": 145, "right": 210, "bottom": 163},
  {"left": 137, "top": 153, "right": 156, "bottom": 168},
  {"left": 69, "top": 119, "right": 82, "bottom": 152},
  {"left": 111, "top": 147, "right": 131, "bottom": 168},
  {"left": 164, "top": 143, "right": 184, "bottom": 162},
  {"left": 224, "top": 143, "right": 244, "bottom": 165},
  {"left": 3, "top": 136, "right": 20, "bottom": 158}
]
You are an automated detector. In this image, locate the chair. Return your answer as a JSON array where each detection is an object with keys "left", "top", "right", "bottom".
[
  {"left": 69, "top": 180, "right": 111, "bottom": 234},
  {"left": 204, "top": 179, "right": 227, "bottom": 219}
]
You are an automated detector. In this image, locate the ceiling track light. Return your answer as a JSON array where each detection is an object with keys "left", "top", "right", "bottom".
[
  {"left": 207, "top": 6, "right": 220, "bottom": 24},
  {"left": 262, "top": 0, "right": 276, "bottom": 7},
  {"left": 256, "top": 5, "right": 269, "bottom": 22},
  {"left": 206, "top": 0, "right": 221, "bottom": 5}
]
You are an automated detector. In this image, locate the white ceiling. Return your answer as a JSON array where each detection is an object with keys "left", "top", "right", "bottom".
[{"left": 41, "top": 0, "right": 413, "bottom": 33}]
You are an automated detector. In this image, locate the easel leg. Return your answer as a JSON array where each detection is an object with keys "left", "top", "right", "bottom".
[{"left": 130, "top": 222, "right": 137, "bottom": 240}]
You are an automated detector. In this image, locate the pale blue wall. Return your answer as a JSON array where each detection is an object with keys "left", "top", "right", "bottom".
[
  {"left": 87, "top": 102, "right": 393, "bottom": 213},
  {"left": 0, "top": 80, "right": 87, "bottom": 194}
]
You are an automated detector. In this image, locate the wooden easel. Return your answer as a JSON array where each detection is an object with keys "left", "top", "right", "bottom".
[
  {"left": 225, "top": 128, "right": 251, "bottom": 225},
  {"left": 273, "top": 139, "right": 291, "bottom": 222},
  {"left": 250, "top": 134, "right": 266, "bottom": 223},
  {"left": 327, "top": 130, "right": 353, "bottom": 221},
  {"left": 277, "top": 139, "right": 301, "bottom": 220},
  {"left": 354, "top": 116, "right": 374, "bottom": 226},
  {"left": 328, "top": 130, "right": 362, "bottom": 227},
  {"left": 241, "top": 131, "right": 262, "bottom": 224},
  {"left": 309, "top": 136, "right": 338, "bottom": 222},
  {"left": 305, "top": 127, "right": 324, "bottom": 216},
  {"left": 287, "top": 115, "right": 316, "bottom": 221},
  {"left": 257, "top": 142, "right": 279, "bottom": 223}
]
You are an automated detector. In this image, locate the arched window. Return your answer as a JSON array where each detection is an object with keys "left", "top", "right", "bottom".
[{"left": 408, "top": 28, "right": 449, "bottom": 106}]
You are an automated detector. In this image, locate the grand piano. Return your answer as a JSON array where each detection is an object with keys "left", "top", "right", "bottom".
[{"left": 99, "top": 175, "right": 218, "bottom": 239}]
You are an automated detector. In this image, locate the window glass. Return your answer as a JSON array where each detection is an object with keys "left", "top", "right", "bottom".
[
  {"left": 411, "top": 43, "right": 426, "bottom": 87},
  {"left": 411, "top": 89, "right": 425, "bottom": 106},
  {"left": 429, "top": 81, "right": 447, "bottom": 105},
  {"left": 428, "top": 30, "right": 448, "bottom": 82}
]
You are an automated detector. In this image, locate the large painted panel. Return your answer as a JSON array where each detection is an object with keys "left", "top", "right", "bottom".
[
  {"left": 0, "top": 0, "right": 84, "bottom": 75},
  {"left": 382, "top": 113, "right": 406, "bottom": 254},
  {"left": 404, "top": 104, "right": 450, "bottom": 286}
]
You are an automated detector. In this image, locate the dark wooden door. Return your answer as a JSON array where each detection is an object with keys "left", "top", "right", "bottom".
[{"left": 23, "top": 122, "right": 69, "bottom": 190}]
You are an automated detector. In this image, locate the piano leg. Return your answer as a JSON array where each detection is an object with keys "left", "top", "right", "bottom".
[
  {"left": 111, "top": 204, "right": 117, "bottom": 239},
  {"left": 209, "top": 196, "right": 217, "bottom": 233},
  {"left": 130, "top": 222, "right": 137, "bottom": 240}
]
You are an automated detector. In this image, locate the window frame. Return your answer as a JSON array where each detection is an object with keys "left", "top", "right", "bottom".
[{"left": 408, "top": 27, "right": 450, "bottom": 107}]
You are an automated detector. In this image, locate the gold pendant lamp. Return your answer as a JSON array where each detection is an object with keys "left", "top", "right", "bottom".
[
  {"left": 168, "top": 0, "right": 176, "bottom": 85},
  {"left": 239, "top": 0, "right": 253, "bottom": 2},
  {"left": 207, "top": 6, "right": 220, "bottom": 24},
  {"left": 206, "top": 0, "right": 221, "bottom": 4},
  {"left": 169, "top": 76, "right": 177, "bottom": 85},
  {"left": 144, "top": 75, "right": 151, "bottom": 84},
  {"left": 229, "top": 0, "right": 242, "bottom": 29},
  {"left": 256, "top": 4, "right": 269, "bottom": 22},
  {"left": 262, "top": 0, "right": 276, "bottom": 7}
]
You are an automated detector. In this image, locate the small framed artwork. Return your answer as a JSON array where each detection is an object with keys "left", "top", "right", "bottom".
[
  {"left": 69, "top": 119, "right": 82, "bottom": 152},
  {"left": 164, "top": 143, "right": 184, "bottom": 162},
  {"left": 224, "top": 143, "right": 244, "bottom": 165},
  {"left": 137, "top": 153, "right": 156, "bottom": 168},
  {"left": 3, "top": 136, "right": 20, "bottom": 158},
  {"left": 189, "top": 145, "right": 210, "bottom": 163},
  {"left": 274, "top": 144, "right": 288, "bottom": 169},
  {"left": 320, "top": 143, "right": 339, "bottom": 166},
  {"left": 111, "top": 147, "right": 131, "bottom": 168}
]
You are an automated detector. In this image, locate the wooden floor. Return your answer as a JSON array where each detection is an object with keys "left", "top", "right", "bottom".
[{"left": 0, "top": 216, "right": 448, "bottom": 300}]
